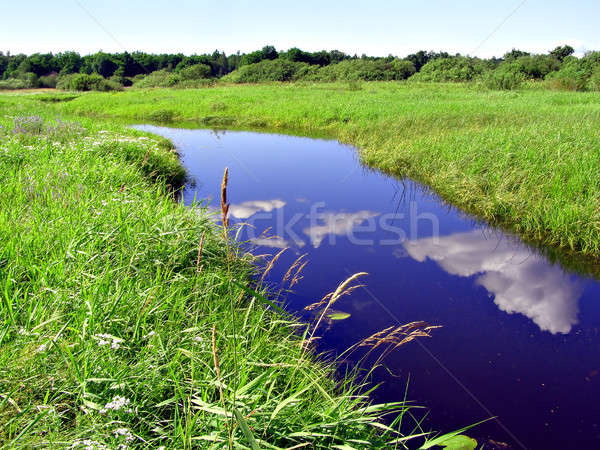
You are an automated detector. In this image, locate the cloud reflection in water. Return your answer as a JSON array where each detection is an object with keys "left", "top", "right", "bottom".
[{"left": 404, "top": 230, "right": 583, "bottom": 334}]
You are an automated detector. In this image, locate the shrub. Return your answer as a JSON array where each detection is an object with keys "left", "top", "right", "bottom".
[
  {"left": 38, "top": 73, "right": 58, "bottom": 88},
  {"left": 511, "top": 55, "right": 560, "bottom": 79},
  {"left": 57, "top": 73, "right": 123, "bottom": 91},
  {"left": 0, "top": 73, "right": 40, "bottom": 90},
  {"left": 588, "top": 66, "right": 600, "bottom": 91},
  {"left": 223, "top": 59, "right": 312, "bottom": 83},
  {"left": 176, "top": 63, "right": 212, "bottom": 80},
  {"left": 109, "top": 74, "right": 132, "bottom": 87},
  {"left": 411, "top": 57, "right": 490, "bottom": 82},
  {"left": 484, "top": 64, "right": 526, "bottom": 90},
  {"left": 132, "top": 70, "right": 175, "bottom": 88},
  {"left": 133, "top": 67, "right": 215, "bottom": 89},
  {"left": 311, "top": 59, "right": 415, "bottom": 82},
  {"left": 0, "top": 78, "right": 29, "bottom": 90},
  {"left": 545, "top": 52, "right": 600, "bottom": 91}
]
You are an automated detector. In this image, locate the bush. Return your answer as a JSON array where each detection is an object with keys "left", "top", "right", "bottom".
[
  {"left": 0, "top": 78, "right": 29, "bottom": 90},
  {"left": 545, "top": 52, "right": 600, "bottom": 91},
  {"left": 511, "top": 55, "right": 560, "bottom": 79},
  {"left": 176, "top": 63, "right": 212, "bottom": 80},
  {"left": 38, "top": 73, "right": 58, "bottom": 88},
  {"left": 133, "top": 67, "right": 215, "bottom": 88},
  {"left": 0, "top": 73, "right": 40, "bottom": 90},
  {"left": 484, "top": 64, "right": 526, "bottom": 90},
  {"left": 109, "top": 74, "right": 132, "bottom": 87},
  {"left": 56, "top": 73, "right": 123, "bottom": 92},
  {"left": 223, "top": 59, "right": 312, "bottom": 83},
  {"left": 311, "top": 59, "right": 415, "bottom": 82},
  {"left": 132, "top": 70, "right": 175, "bottom": 88},
  {"left": 588, "top": 66, "right": 600, "bottom": 91},
  {"left": 411, "top": 57, "right": 490, "bottom": 82}
]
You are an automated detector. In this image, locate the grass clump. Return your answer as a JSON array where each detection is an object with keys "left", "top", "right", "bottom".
[{"left": 0, "top": 97, "right": 453, "bottom": 448}]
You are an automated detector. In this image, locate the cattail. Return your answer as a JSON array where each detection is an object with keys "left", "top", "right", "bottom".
[{"left": 220, "top": 167, "right": 230, "bottom": 228}]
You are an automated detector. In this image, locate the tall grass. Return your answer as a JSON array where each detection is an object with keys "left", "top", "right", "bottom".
[
  {"left": 0, "top": 97, "right": 467, "bottom": 447},
  {"left": 53, "top": 82, "right": 600, "bottom": 258}
]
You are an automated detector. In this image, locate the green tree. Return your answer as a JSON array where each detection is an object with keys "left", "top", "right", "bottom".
[{"left": 550, "top": 45, "right": 575, "bottom": 62}]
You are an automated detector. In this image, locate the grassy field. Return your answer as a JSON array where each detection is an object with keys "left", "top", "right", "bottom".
[
  {"left": 53, "top": 82, "right": 600, "bottom": 260},
  {"left": 0, "top": 95, "right": 462, "bottom": 448}
]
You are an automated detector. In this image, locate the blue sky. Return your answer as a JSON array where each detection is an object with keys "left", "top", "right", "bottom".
[{"left": 2, "top": 0, "right": 598, "bottom": 57}]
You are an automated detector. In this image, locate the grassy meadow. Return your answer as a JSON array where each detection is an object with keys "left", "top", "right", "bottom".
[
  {"left": 1, "top": 79, "right": 598, "bottom": 448},
  {"left": 0, "top": 94, "right": 460, "bottom": 448},
  {"left": 57, "top": 82, "right": 600, "bottom": 258}
]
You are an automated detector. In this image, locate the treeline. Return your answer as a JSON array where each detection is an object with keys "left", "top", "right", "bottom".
[{"left": 1, "top": 44, "right": 599, "bottom": 91}]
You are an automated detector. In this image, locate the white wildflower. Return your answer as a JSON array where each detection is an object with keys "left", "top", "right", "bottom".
[
  {"left": 71, "top": 439, "right": 108, "bottom": 450},
  {"left": 94, "top": 333, "right": 124, "bottom": 349},
  {"left": 36, "top": 343, "right": 48, "bottom": 353},
  {"left": 100, "top": 395, "right": 132, "bottom": 414},
  {"left": 113, "top": 427, "right": 135, "bottom": 442}
]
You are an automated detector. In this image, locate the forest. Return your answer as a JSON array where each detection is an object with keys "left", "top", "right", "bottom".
[{"left": 2, "top": 44, "right": 599, "bottom": 91}]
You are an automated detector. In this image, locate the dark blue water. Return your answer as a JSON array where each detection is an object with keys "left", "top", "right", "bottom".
[{"left": 136, "top": 126, "right": 600, "bottom": 449}]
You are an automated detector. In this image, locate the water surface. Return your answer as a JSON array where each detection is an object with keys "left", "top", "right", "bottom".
[{"left": 136, "top": 125, "right": 600, "bottom": 449}]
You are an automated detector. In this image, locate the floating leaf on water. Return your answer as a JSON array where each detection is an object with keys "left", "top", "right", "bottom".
[
  {"left": 326, "top": 311, "right": 351, "bottom": 321},
  {"left": 440, "top": 435, "right": 478, "bottom": 450}
]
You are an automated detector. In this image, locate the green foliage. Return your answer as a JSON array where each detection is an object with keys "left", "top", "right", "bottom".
[
  {"left": 412, "top": 57, "right": 490, "bottom": 82},
  {"left": 313, "top": 59, "right": 416, "bottom": 81},
  {"left": 133, "top": 66, "right": 215, "bottom": 89},
  {"left": 550, "top": 45, "right": 575, "bottom": 62},
  {"left": 503, "top": 49, "right": 531, "bottom": 61},
  {"left": 484, "top": 64, "right": 526, "bottom": 90},
  {"left": 224, "top": 59, "right": 313, "bottom": 82},
  {"left": 56, "top": 73, "right": 123, "bottom": 92},
  {"left": 0, "top": 73, "right": 39, "bottom": 90},
  {"left": 546, "top": 52, "right": 600, "bottom": 91},
  {"left": 0, "top": 78, "right": 30, "bottom": 90},
  {"left": 406, "top": 50, "right": 450, "bottom": 71},
  {"left": 240, "top": 45, "right": 279, "bottom": 66},
  {"left": 176, "top": 63, "right": 212, "bottom": 80},
  {"left": 38, "top": 73, "right": 58, "bottom": 88},
  {"left": 510, "top": 54, "right": 560, "bottom": 79}
]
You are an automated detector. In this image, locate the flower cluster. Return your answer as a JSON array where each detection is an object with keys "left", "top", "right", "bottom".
[
  {"left": 100, "top": 395, "right": 133, "bottom": 414},
  {"left": 94, "top": 333, "right": 124, "bottom": 349}
]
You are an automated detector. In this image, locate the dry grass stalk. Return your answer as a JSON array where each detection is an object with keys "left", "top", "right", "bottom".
[
  {"left": 289, "top": 261, "right": 308, "bottom": 288},
  {"left": 259, "top": 247, "right": 288, "bottom": 285},
  {"left": 306, "top": 272, "right": 368, "bottom": 346},
  {"left": 141, "top": 148, "right": 150, "bottom": 166},
  {"left": 347, "top": 321, "right": 441, "bottom": 366},
  {"left": 220, "top": 167, "right": 230, "bottom": 228},
  {"left": 282, "top": 253, "right": 307, "bottom": 283},
  {"left": 196, "top": 231, "right": 205, "bottom": 273}
]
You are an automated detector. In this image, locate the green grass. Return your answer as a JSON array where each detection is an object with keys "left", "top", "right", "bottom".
[
  {"left": 0, "top": 95, "right": 467, "bottom": 448},
  {"left": 51, "top": 81, "right": 600, "bottom": 259}
]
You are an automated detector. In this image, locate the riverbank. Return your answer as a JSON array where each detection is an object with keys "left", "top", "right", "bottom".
[
  {"left": 0, "top": 96, "right": 447, "bottom": 447},
  {"left": 55, "top": 82, "right": 600, "bottom": 259}
]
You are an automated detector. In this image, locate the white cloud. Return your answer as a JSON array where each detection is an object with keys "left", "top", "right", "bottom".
[
  {"left": 250, "top": 236, "right": 305, "bottom": 249},
  {"left": 404, "top": 230, "right": 583, "bottom": 334},
  {"left": 229, "top": 199, "right": 286, "bottom": 219},
  {"left": 303, "top": 211, "right": 378, "bottom": 248}
]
